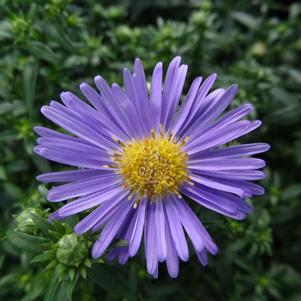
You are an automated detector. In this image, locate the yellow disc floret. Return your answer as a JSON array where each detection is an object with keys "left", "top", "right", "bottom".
[{"left": 112, "top": 130, "right": 189, "bottom": 201}]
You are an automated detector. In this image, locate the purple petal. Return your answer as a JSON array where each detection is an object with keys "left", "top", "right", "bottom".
[
  {"left": 182, "top": 183, "right": 239, "bottom": 214},
  {"left": 37, "top": 136, "right": 111, "bottom": 164},
  {"left": 189, "top": 143, "right": 270, "bottom": 161},
  {"left": 47, "top": 174, "right": 120, "bottom": 202},
  {"left": 175, "top": 198, "right": 218, "bottom": 255},
  {"left": 160, "top": 56, "right": 181, "bottom": 128},
  {"left": 41, "top": 106, "right": 115, "bottom": 150},
  {"left": 184, "top": 120, "right": 251, "bottom": 155},
  {"left": 111, "top": 83, "right": 143, "bottom": 138},
  {"left": 186, "top": 85, "right": 238, "bottom": 138},
  {"left": 193, "top": 169, "right": 266, "bottom": 181},
  {"left": 196, "top": 250, "right": 208, "bottom": 266},
  {"left": 94, "top": 76, "right": 136, "bottom": 140},
  {"left": 74, "top": 190, "right": 128, "bottom": 235},
  {"left": 188, "top": 158, "right": 266, "bottom": 171},
  {"left": 171, "top": 196, "right": 205, "bottom": 252},
  {"left": 145, "top": 203, "right": 158, "bottom": 275},
  {"left": 172, "top": 76, "right": 203, "bottom": 135},
  {"left": 155, "top": 199, "right": 167, "bottom": 262},
  {"left": 79, "top": 82, "right": 104, "bottom": 112},
  {"left": 164, "top": 197, "right": 189, "bottom": 261},
  {"left": 165, "top": 219, "right": 179, "bottom": 278},
  {"left": 34, "top": 146, "right": 113, "bottom": 169},
  {"left": 192, "top": 103, "right": 254, "bottom": 139},
  {"left": 149, "top": 62, "right": 163, "bottom": 132},
  {"left": 123, "top": 68, "right": 148, "bottom": 135},
  {"left": 36, "top": 169, "right": 107, "bottom": 183},
  {"left": 182, "top": 183, "right": 251, "bottom": 220},
  {"left": 55, "top": 185, "right": 122, "bottom": 218},
  {"left": 129, "top": 198, "right": 147, "bottom": 257},
  {"left": 61, "top": 90, "right": 127, "bottom": 142},
  {"left": 176, "top": 73, "right": 217, "bottom": 137},
  {"left": 92, "top": 199, "right": 134, "bottom": 258},
  {"left": 190, "top": 173, "right": 245, "bottom": 198},
  {"left": 165, "top": 64, "right": 188, "bottom": 132}
]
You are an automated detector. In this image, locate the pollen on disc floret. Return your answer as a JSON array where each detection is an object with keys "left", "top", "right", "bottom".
[{"left": 111, "top": 129, "right": 190, "bottom": 201}]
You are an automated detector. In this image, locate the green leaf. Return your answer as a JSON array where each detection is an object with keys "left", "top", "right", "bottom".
[
  {"left": 68, "top": 269, "right": 75, "bottom": 281},
  {"left": 30, "top": 213, "right": 51, "bottom": 235},
  {"left": 31, "top": 250, "right": 55, "bottom": 264},
  {"left": 22, "top": 61, "right": 38, "bottom": 120},
  {"left": 9, "top": 231, "right": 47, "bottom": 253},
  {"left": 231, "top": 12, "right": 259, "bottom": 29},
  {"left": 0, "top": 20, "right": 12, "bottom": 40},
  {"left": 44, "top": 266, "right": 61, "bottom": 301},
  {"left": 42, "top": 23, "right": 75, "bottom": 53},
  {"left": 27, "top": 41, "right": 58, "bottom": 63},
  {"left": 89, "top": 263, "right": 133, "bottom": 299}
]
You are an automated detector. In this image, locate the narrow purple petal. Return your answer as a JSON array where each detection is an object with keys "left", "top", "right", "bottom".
[
  {"left": 182, "top": 183, "right": 239, "bottom": 214},
  {"left": 79, "top": 82, "right": 104, "bottom": 112},
  {"left": 133, "top": 58, "right": 151, "bottom": 132},
  {"left": 145, "top": 203, "right": 158, "bottom": 275},
  {"left": 193, "top": 169, "right": 266, "bottom": 181},
  {"left": 36, "top": 169, "right": 107, "bottom": 183},
  {"left": 37, "top": 137, "right": 111, "bottom": 164},
  {"left": 189, "top": 143, "right": 270, "bottom": 161},
  {"left": 129, "top": 198, "right": 147, "bottom": 257},
  {"left": 172, "top": 76, "right": 203, "bottom": 135},
  {"left": 186, "top": 84, "right": 238, "bottom": 138},
  {"left": 92, "top": 199, "right": 134, "bottom": 258},
  {"left": 176, "top": 73, "right": 217, "bottom": 137},
  {"left": 74, "top": 192, "right": 127, "bottom": 235},
  {"left": 175, "top": 198, "right": 218, "bottom": 255},
  {"left": 61, "top": 89, "right": 127, "bottom": 141},
  {"left": 165, "top": 219, "right": 179, "bottom": 278},
  {"left": 184, "top": 120, "right": 251, "bottom": 155},
  {"left": 155, "top": 199, "right": 167, "bottom": 262},
  {"left": 164, "top": 197, "right": 189, "bottom": 261},
  {"left": 190, "top": 173, "right": 245, "bottom": 198},
  {"left": 123, "top": 68, "right": 148, "bottom": 135},
  {"left": 161, "top": 56, "right": 181, "bottom": 128},
  {"left": 165, "top": 64, "right": 188, "bottom": 132},
  {"left": 171, "top": 196, "right": 205, "bottom": 252},
  {"left": 188, "top": 158, "right": 266, "bottom": 171},
  {"left": 111, "top": 83, "right": 143, "bottom": 138},
  {"left": 196, "top": 250, "right": 208, "bottom": 266},
  {"left": 150, "top": 62, "right": 163, "bottom": 132},
  {"left": 41, "top": 106, "right": 115, "bottom": 150},
  {"left": 55, "top": 185, "right": 122, "bottom": 218},
  {"left": 34, "top": 146, "right": 114, "bottom": 170},
  {"left": 47, "top": 174, "right": 120, "bottom": 202},
  {"left": 94, "top": 76, "right": 135, "bottom": 140}
]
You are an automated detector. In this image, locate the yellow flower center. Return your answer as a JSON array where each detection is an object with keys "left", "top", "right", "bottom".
[{"left": 112, "top": 130, "right": 189, "bottom": 201}]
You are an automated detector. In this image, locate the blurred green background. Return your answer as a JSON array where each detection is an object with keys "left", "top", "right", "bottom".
[{"left": 0, "top": 0, "right": 301, "bottom": 300}]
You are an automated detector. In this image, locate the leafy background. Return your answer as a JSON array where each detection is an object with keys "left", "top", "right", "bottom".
[{"left": 0, "top": 0, "right": 301, "bottom": 300}]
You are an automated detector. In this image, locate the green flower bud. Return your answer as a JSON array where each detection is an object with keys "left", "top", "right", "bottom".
[
  {"left": 56, "top": 234, "right": 88, "bottom": 267},
  {"left": 16, "top": 208, "right": 41, "bottom": 234}
]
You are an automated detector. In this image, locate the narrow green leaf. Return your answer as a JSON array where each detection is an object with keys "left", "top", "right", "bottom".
[
  {"left": 0, "top": 20, "right": 12, "bottom": 41},
  {"left": 44, "top": 266, "right": 61, "bottom": 301},
  {"left": 30, "top": 250, "right": 55, "bottom": 264},
  {"left": 22, "top": 61, "right": 38, "bottom": 120},
  {"left": 30, "top": 213, "right": 51, "bottom": 235},
  {"left": 89, "top": 263, "right": 133, "bottom": 299},
  {"left": 9, "top": 231, "right": 47, "bottom": 253},
  {"left": 28, "top": 41, "right": 58, "bottom": 63}
]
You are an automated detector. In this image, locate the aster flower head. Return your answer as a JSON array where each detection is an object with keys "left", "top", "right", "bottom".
[{"left": 34, "top": 57, "right": 269, "bottom": 278}]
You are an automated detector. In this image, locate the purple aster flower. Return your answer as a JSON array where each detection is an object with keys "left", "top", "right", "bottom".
[{"left": 34, "top": 57, "right": 269, "bottom": 278}]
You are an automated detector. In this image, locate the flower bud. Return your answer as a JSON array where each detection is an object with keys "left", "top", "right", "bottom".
[{"left": 56, "top": 234, "right": 88, "bottom": 267}]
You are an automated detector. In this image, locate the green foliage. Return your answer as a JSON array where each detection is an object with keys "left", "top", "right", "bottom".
[{"left": 0, "top": 0, "right": 301, "bottom": 300}]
